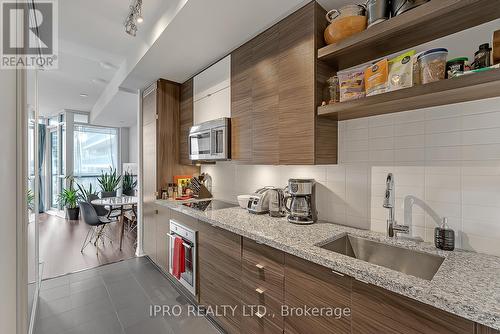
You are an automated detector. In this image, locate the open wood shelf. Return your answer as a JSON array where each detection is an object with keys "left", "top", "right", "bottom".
[
  {"left": 317, "top": 68, "right": 500, "bottom": 121},
  {"left": 318, "top": 0, "right": 500, "bottom": 71}
]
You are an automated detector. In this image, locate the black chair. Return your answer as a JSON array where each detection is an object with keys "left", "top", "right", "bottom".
[
  {"left": 79, "top": 201, "right": 114, "bottom": 256},
  {"left": 88, "top": 194, "right": 120, "bottom": 220}
]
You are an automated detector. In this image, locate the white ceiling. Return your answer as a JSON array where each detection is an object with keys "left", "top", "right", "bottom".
[
  {"left": 92, "top": 89, "right": 138, "bottom": 127},
  {"left": 38, "top": 0, "right": 183, "bottom": 118}
]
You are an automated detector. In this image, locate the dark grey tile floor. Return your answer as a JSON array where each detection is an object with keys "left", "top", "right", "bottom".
[{"left": 35, "top": 257, "right": 220, "bottom": 334}]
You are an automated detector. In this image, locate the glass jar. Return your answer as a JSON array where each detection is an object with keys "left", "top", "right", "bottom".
[{"left": 327, "top": 76, "right": 340, "bottom": 104}]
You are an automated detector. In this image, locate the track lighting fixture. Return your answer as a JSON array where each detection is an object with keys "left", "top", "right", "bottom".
[{"left": 124, "top": 0, "right": 143, "bottom": 37}]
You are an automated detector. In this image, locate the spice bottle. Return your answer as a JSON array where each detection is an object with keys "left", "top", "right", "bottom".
[{"left": 327, "top": 76, "right": 340, "bottom": 104}]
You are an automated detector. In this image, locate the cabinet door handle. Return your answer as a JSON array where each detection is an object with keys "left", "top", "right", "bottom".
[
  {"left": 255, "top": 288, "right": 265, "bottom": 295},
  {"left": 255, "top": 312, "right": 265, "bottom": 319},
  {"left": 255, "top": 264, "right": 265, "bottom": 270},
  {"left": 154, "top": 210, "right": 159, "bottom": 215},
  {"left": 331, "top": 270, "right": 344, "bottom": 277}
]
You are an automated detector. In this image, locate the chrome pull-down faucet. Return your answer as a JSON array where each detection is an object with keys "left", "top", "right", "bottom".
[{"left": 383, "top": 173, "right": 409, "bottom": 238}]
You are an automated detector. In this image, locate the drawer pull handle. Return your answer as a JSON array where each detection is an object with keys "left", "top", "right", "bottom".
[
  {"left": 255, "top": 312, "right": 265, "bottom": 319},
  {"left": 255, "top": 264, "right": 265, "bottom": 270},
  {"left": 255, "top": 288, "right": 265, "bottom": 295},
  {"left": 332, "top": 270, "right": 345, "bottom": 277}
]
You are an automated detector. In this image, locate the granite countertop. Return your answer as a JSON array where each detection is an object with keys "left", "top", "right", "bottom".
[{"left": 155, "top": 199, "right": 500, "bottom": 330}]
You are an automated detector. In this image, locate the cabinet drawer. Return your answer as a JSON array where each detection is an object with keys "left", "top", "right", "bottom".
[
  {"left": 242, "top": 315, "right": 283, "bottom": 334},
  {"left": 242, "top": 278, "right": 283, "bottom": 329},
  {"left": 243, "top": 258, "right": 284, "bottom": 301},
  {"left": 243, "top": 238, "right": 284, "bottom": 275}
]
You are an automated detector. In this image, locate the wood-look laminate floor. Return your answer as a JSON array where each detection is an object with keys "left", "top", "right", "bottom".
[{"left": 39, "top": 213, "right": 137, "bottom": 280}]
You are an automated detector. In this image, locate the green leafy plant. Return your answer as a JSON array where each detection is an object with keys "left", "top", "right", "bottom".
[
  {"left": 76, "top": 182, "right": 98, "bottom": 202},
  {"left": 97, "top": 167, "right": 121, "bottom": 192},
  {"left": 27, "top": 188, "right": 35, "bottom": 212},
  {"left": 122, "top": 170, "right": 137, "bottom": 193},
  {"left": 58, "top": 178, "right": 79, "bottom": 209},
  {"left": 58, "top": 188, "right": 78, "bottom": 208}
]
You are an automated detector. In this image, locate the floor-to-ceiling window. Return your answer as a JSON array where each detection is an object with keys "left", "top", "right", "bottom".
[
  {"left": 48, "top": 115, "right": 64, "bottom": 209},
  {"left": 73, "top": 124, "right": 119, "bottom": 190}
]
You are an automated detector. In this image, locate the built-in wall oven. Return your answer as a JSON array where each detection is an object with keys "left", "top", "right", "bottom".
[
  {"left": 168, "top": 220, "right": 197, "bottom": 296},
  {"left": 188, "top": 117, "right": 231, "bottom": 161}
]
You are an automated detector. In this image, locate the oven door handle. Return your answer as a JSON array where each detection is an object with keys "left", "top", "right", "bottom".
[{"left": 167, "top": 233, "right": 193, "bottom": 249}]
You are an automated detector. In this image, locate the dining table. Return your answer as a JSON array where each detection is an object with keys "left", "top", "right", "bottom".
[{"left": 91, "top": 196, "right": 138, "bottom": 250}]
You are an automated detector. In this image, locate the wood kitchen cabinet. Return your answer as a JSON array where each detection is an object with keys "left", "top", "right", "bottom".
[
  {"left": 143, "top": 203, "right": 158, "bottom": 263},
  {"left": 351, "top": 280, "right": 474, "bottom": 334},
  {"left": 141, "top": 79, "right": 199, "bottom": 202},
  {"left": 230, "top": 2, "right": 337, "bottom": 165},
  {"left": 284, "top": 254, "right": 352, "bottom": 334},
  {"left": 198, "top": 223, "right": 242, "bottom": 334},
  {"left": 143, "top": 204, "right": 171, "bottom": 273},
  {"left": 241, "top": 238, "right": 285, "bottom": 334},
  {"left": 155, "top": 205, "right": 171, "bottom": 273},
  {"left": 179, "top": 79, "right": 194, "bottom": 166},
  {"left": 475, "top": 324, "right": 500, "bottom": 334}
]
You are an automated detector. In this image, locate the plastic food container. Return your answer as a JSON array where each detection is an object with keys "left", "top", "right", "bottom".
[{"left": 418, "top": 48, "right": 448, "bottom": 84}]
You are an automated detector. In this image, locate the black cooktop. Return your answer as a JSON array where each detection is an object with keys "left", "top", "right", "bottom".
[{"left": 182, "top": 199, "right": 238, "bottom": 212}]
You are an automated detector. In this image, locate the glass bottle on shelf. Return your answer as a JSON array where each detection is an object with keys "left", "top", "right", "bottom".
[{"left": 327, "top": 75, "right": 340, "bottom": 104}]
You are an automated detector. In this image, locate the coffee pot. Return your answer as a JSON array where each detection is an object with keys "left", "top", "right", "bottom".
[{"left": 284, "top": 179, "right": 317, "bottom": 225}]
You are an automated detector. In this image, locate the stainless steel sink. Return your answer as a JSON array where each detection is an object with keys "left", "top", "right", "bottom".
[{"left": 320, "top": 234, "right": 445, "bottom": 281}]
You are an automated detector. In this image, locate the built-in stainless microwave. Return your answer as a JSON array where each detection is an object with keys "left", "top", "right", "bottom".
[{"left": 188, "top": 118, "right": 231, "bottom": 161}]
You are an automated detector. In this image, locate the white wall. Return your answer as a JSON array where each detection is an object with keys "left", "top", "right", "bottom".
[
  {"left": 128, "top": 124, "right": 138, "bottom": 163},
  {"left": 202, "top": 97, "right": 500, "bottom": 257},
  {"left": 0, "top": 70, "right": 18, "bottom": 334}
]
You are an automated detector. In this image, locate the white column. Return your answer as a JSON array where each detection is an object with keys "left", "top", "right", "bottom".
[
  {"left": 0, "top": 63, "right": 20, "bottom": 334},
  {"left": 136, "top": 89, "right": 144, "bottom": 257}
]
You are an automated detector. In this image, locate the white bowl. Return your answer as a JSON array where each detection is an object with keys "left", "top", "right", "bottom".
[{"left": 237, "top": 195, "right": 251, "bottom": 209}]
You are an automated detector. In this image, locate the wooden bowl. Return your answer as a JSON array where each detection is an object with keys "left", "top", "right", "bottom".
[{"left": 324, "top": 15, "right": 367, "bottom": 45}]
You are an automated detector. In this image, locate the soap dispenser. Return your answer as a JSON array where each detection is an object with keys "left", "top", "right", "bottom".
[{"left": 434, "top": 217, "right": 455, "bottom": 251}]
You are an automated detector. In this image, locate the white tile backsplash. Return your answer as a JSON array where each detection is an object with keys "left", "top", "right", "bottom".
[{"left": 202, "top": 97, "right": 500, "bottom": 256}]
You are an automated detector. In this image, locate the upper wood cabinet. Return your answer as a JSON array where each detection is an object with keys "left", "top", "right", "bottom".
[
  {"left": 194, "top": 55, "right": 231, "bottom": 125},
  {"left": 180, "top": 79, "right": 194, "bottom": 166},
  {"left": 141, "top": 79, "right": 199, "bottom": 200},
  {"left": 231, "top": 2, "right": 337, "bottom": 165}
]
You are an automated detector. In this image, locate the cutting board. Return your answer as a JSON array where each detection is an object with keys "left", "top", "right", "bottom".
[{"left": 494, "top": 30, "right": 500, "bottom": 65}]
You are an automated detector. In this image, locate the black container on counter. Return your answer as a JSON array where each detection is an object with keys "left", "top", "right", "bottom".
[{"left": 434, "top": 217, "right": 455, "bottom": 251}]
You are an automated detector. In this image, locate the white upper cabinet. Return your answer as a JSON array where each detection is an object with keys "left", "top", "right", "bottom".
[{"left": 193, "top": 55, "right": 231, "bottom": 124}]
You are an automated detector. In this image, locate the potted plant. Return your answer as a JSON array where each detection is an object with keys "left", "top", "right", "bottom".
[
  {"left": 97, "top": 167, "right": 121, "bottom": 198},
  {"left": 122, "top": 170, "right": 137, "bottom": 196},
  {"left": 76, "top": 182, "right": 98, "bottom": 202},
  {"left": 58, "top": 178, "right": 80, "bottom": 220}
]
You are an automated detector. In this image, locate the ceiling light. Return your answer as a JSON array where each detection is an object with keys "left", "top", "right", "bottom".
[
  {"left": 99, "top": 61, "right": 117, "bottom": 70},
  {"left": 124, "top": 0, "right": 143, "bottom": 36},
  {"left": 80, "top": 93, "right": 88, "bottom": 98},
  {"left": 92, "top": 78, "right": 108, "bottom": 85}
]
